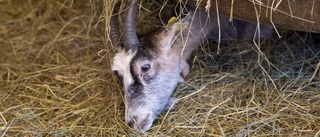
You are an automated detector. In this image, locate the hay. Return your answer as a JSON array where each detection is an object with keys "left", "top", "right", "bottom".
[{"left": 0, "top": 0, "right": 319, "bottom": 136}]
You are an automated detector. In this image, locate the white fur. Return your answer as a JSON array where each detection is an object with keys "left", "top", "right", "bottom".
[{"left": 112, "top": 49, "right": 136, "bottom": 90}]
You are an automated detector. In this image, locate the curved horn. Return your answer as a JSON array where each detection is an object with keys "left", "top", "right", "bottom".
[
  {"left": 110, "top": 3, "right": 121, "bottom": 47},
  {"left": 123, "top": 0, "right": 139, "bottom": 50}
]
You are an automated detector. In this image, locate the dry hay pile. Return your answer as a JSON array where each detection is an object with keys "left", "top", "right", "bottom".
[{"left": 0, "top": 0, "right": 319, "bottom": 136}]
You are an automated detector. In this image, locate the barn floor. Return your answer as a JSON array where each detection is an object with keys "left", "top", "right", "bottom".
[{"left": 0, "top": 0, "right": 319, "bottom": 136}]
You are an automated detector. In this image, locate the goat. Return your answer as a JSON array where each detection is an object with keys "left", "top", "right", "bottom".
[{"left": 109, "top": 0, "right": 273, "bottom": 132}]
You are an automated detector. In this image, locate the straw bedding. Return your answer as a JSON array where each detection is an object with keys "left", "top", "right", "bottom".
[{"left": 0, "top": 0, "right": 319, "bottom": 136}]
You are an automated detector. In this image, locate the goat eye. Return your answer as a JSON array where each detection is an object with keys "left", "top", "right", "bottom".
[{"left": 141, "top": 64, "right": 150, "bottom": 72}]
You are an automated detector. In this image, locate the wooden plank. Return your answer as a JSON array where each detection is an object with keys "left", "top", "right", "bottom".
[{"left": 178, "top": 0, "right": 320, "bottom": 33}]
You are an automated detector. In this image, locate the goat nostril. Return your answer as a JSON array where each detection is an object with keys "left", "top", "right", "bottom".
[
  {"left": 127, "top": 116, "right": 138, "bottom": 128},
  {"left": 127, "top": 121, "right": 134, "bottom": 128},
  {"left": 127, "top": 115, "right": 152, "bottom": 130},
  {"left": 132, "top": 116, "right": 138, "bottom": 122},
  {"left": 139, "top": 113, "right": 150, "bottom": 130}
]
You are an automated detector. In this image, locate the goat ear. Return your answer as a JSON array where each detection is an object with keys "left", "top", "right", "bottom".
[
  {"left": 153, "top": 15, "right": 191, "bottom": 53},
  {"left": 160, "top": 16, "right": 194, "bottom": 79}
]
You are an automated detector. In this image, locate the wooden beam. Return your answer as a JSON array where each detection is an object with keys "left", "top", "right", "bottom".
[{"left": 177, "top": 0, "right": 320, "bottom": 33}]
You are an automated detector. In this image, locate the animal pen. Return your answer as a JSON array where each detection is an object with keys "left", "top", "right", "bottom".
[{"left": 0, "top": 0, "right": 319, "bottom": 136}]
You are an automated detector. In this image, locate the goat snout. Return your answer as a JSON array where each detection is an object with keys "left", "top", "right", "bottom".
[{"left": 126, "top": 113, "right": 153, "bottom": 132}]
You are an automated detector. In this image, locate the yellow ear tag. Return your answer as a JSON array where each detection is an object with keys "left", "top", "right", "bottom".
[{"left": 165, "top": 16, "right": 178, "bottom": 28}]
